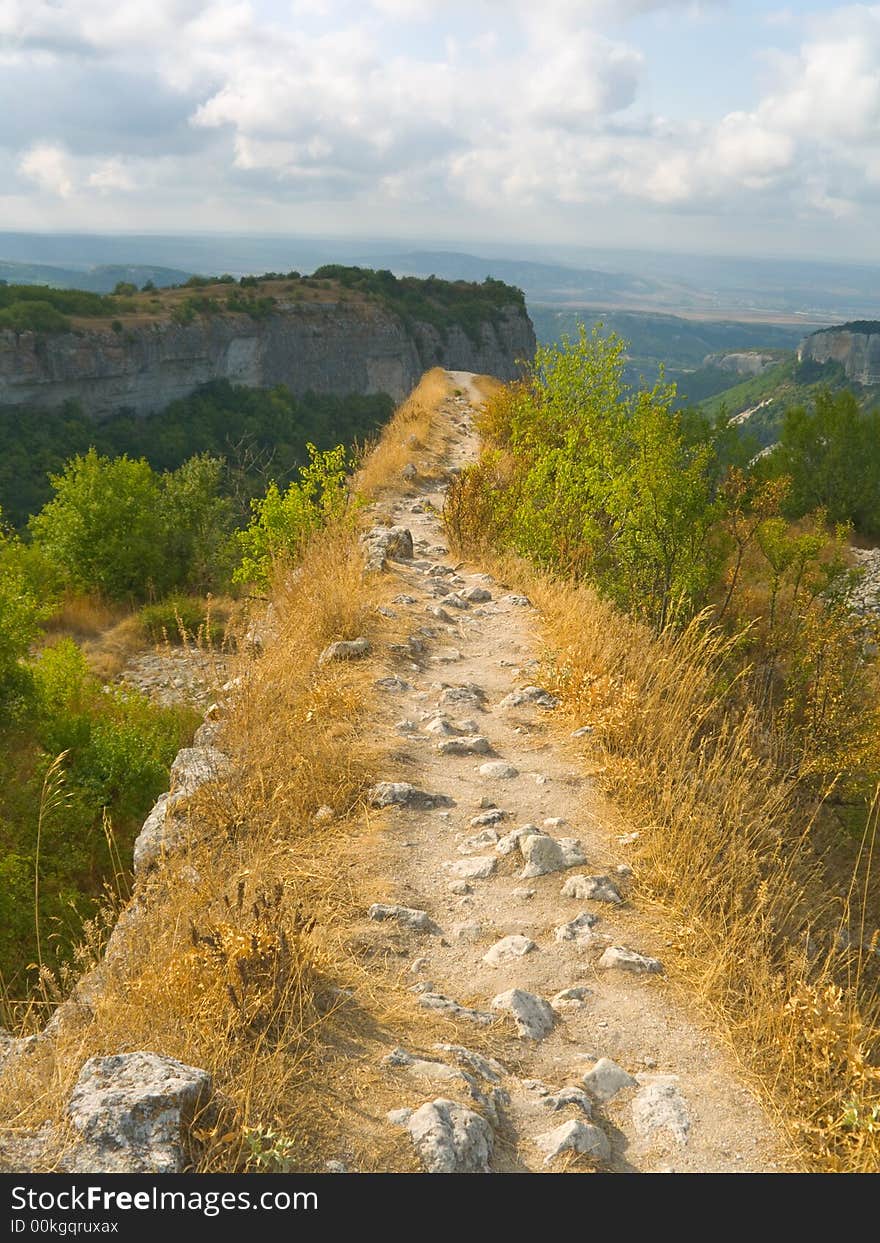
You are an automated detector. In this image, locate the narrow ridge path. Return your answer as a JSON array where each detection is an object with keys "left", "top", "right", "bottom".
[{"left": 358, "top": 371, "right": 788, "bottom": 1174}]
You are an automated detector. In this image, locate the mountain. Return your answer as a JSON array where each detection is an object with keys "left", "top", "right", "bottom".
[{"left": 0, "top": 260, "right": 192, "bottom": 292}]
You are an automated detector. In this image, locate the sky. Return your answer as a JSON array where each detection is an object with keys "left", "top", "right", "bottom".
[{"left": 1, "top": 0, "right": 879, "bottom": 260}]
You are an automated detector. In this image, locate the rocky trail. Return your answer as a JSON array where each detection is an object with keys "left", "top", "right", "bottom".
[{"left": 352, "top": 370, "right": 789, "bottom": 1173}]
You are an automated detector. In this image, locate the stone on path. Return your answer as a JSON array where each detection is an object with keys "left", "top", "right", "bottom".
[
  {"left": 534, "top": 1120, "right": 610, "bottom": 1166},
  {"left": 582, "top": 1058, "right": 639, "bottom": 1103},
  {"left": 561, "top": 874, "right": 623, "bottom": 904},
  {"left": 439, "top": 686, "right": 486, "bottom": 710},
  {"left": 318, "top": 637, "right": 371, "bottom": 665},
  {"left": 551, "top": 986, "right": 591, "bottom": 1010},
  {"left": 598, "top": 945, "right": 663, "bottom": 975},
  {"left": 438, "top": 735, "right": 491, "bottom": 756},
  {"left": 490, "top": 989, "right": 555, "bottom": 1040},
  {"left": 393, "top": 594, "right": 418, "bottom": 605},
  {"left": 368, "top": 904, "right": 439, "bottom": 933},
  {"left": 375, "top": 676, "right": 411, "bottom": 693},
  {"left": 500, "top": 594, "right": 531, "bottom": 607},
  {"left": 417, "top": 993, "right": 494, "bottom": 1026},
  {"left": 497, "top": 686, "right": 559, "bottom": 710},
  {"left": 632, "top": 1078, "right": 691, "bottom": 1145},
  {"left": 406, "top": 1099, "right": 493, "bottom": 1173},
  {"left": 482, "top": 935, "right": 536, "bottom": 966},
  {"left": 554, "top": 912, "right": 599, "bottom": 944},
  {"left": 444, "top": 857, "right": 497, "bottom": 881},
  {"left": 471, "top": 809, "right": 506, "bottom": 827},
  {"left": 479, "top": 760, "right": 519, "bottom": 780},
  {"left": 458, "top": 828, "right": 500, "bottom": 853},
  {"left": 67, "top": 1052, "right": 212, "bottom": 1174},
  {"left": 519, "top": 833, "right": 586, "bottom": 878},
  {"left": 434, "top": 1045, "right": 506, "bottom": 1084},
  {"left": 496, "top": 824, "right": 540, "bottom": 856},
  {"left": 367, "top": 782, "right": 453, "bottom": 810},
  {"left": 461, "top": 586, "right": 492, "bottom": 603},
  {"left": 544, "top": 1087, "right": 593, "bottom": 1116}
]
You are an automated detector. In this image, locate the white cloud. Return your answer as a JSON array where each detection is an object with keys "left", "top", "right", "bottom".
[
  {"left": 18, "top": 142, "right": 75, "bottom": 197},
  {"left": 2, "top": 0, "right": 880, "bottom": 243}
]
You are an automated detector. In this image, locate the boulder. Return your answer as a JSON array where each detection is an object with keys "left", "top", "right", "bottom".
[
  {"left": 67, "top": 1052, "right": 213, "bottom": 1174},
  {"left": 406, "top": 1099, "right": 493, "bottom": 1173},
  {"left": 318, "top": 637, "right": 371, "bottom": 664},
  {"left": 490, "top": 989, "right": 555, "bottom": 1040}
]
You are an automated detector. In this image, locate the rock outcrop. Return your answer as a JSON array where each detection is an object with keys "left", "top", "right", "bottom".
[
  {"left": 798, "top": 322, "right": 880, "bottom": 386},
  {"left": 0, "top": 299, "right": 535, "bottom": 417}
]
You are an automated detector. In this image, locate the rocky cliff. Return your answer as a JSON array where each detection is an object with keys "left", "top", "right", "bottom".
[
  {"left": 798, "top": 322, "right": 880, "bottom": 386},
  {"left": 0, "top": 297, "right": 535, "bottom": 418}
]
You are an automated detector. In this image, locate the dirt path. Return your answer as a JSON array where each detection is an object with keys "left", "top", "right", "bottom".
[{"left": 355, "top": 372, "right": 789, "bottom": 1174}]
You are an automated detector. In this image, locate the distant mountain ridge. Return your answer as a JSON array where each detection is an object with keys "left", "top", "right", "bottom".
[{"left": 0, "top": 260, "right": 192, "bottom": 292}]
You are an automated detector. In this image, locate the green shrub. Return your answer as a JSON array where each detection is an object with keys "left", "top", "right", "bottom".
[{"left": 234, "top": 443, "right": 350, "bottom": 588}]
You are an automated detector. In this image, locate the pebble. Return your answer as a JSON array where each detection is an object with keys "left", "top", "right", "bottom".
[
  {"left": 458, "top": 828, "right": 500, "bottom": 853},
  {"left": 470, "top": 809, "right": 506, "bottom": 827},
  {"left": 461, "top": 586, "right": 492, "bottom": 603},
  {"left": 367, "top": 782, "right": 453, "bottom": 810},
  {"left": 448, "top": 880, "right": 473, "bottom": 895},
  {"left": 551, "top": 986, "right": 591, "bottom": 1009},
  {"left": 544, "top": 1087, "right": 593, "bottom": 1116},
  {"left": 497, "top": 686, "right": 559, "bottom": 710},
  {"left": 318, "top": 637, "right": 371, "bottom": 664},
  {"left": 433, "top": 1045, "right": 506, "bottom": 1083},
  {"left": 417, "top": 993, "right": 494, "bottom": 1025}
]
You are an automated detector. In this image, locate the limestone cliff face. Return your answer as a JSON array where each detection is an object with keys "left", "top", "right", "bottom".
[
  {"left": 0, "top": 299, "right": 535, "bottom": 418},
  {"left": 798, "top": 324, "right": 880, "bottom": 385}
]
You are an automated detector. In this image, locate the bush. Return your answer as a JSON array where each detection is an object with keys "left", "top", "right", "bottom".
[
  {"left": 234, "top": 444, "right": 350, "bottom": 588},
  {"left": 30, "top": 450, "right": 168, "bottom": 600}
]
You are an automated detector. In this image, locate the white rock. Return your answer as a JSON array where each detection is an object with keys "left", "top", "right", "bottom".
[
  {"left": 387, "top": 1108, "right": 413, "bottom": 1126},
  {"left": 461, "top": 586, "right": 492, "bottom": 602},
  {"left": 497, "top": 686, "right": 559, "bottom": 710},
  {"left": 367, "top": 782, "right": 452, "bottom": 810},
  {"left": 534, "top": 1120, "right": 610, "bottom": 1165},
  {"left": 543, "top": 817, "right": 567, "bottom": 829},
  {"left": 444, "top": 856, "right": 497, "bottom": 881},
  {"left": 598, "top": 946, "right": 663, "bottom": 975},
  {"left": 448, "top": 880, "right": 472, "bottom": 895},
  {"left": 417, "top": 993, "right": 494, "bottom": 1025},
  {"left": 561, "top": 874, "right": 623, "bottom": 904},
  {"left": 496, "top": 824, "right": 540, "bottom": 856},
  {"left": 632, "top": 1078, "right": 691, "bottom": 1145},
  {"left": 451, "top": 923, "right": 483, "bottom": 944},
  {"left": 544, "top": 1087, "right": 593, "bottom": 1116},
  {"left": 582, "top": 1058, "right": 638, "bottom": 1103},
  {"left": 318, "top": 637, "right": 371, "bottom": 664},
  {"left": 519, "top": 833, "right": 584, "bottom": 878},
  {"left": 554, "top": 912, "right": 600, "bottom": 944},
  {"left": 551, "top": 986, "right": 592, "bottom": 1010},
  {"left": 490, "top": 989, "right": 555, "bottom": 1039},
  {"left": 482, "top": 935, "right": 536, "bottom": 967},
  {"left": 501, "top": 594, "right": 531, "bottom": 607},
  {"left": 368, "top": 904, "right": 439, "bottom": 933},
  {"left": 511, "top": 888, "right": 536, "bottom": 901},
  {"left": 458, "top": 828, "right": 500, "bottom": 853},
  {"left": 433, "top": 1045, "right": 506, "bottom": 1083},
  {"left": 406, "top": 1099, "right": 493, "bottom": 1173},
  {"left": 67, "top": 1053, "right": 212, "bottom": 1174},
  {"left": 479, "top": 760, "right": 519, "bottom": 780},
  {"left": 438, "top": 735, "right": 491, "bottom": 756}
]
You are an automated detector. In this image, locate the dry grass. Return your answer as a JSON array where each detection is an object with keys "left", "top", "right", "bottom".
[
  {"left": 0, "top": 369, "right": 480, "bottom": 1174},
  {"left": 354, "top": 367, "right": 454, "bottom": 499},
  {"left": 488, "top": 551, "right": 880, "bottom": 1172}
]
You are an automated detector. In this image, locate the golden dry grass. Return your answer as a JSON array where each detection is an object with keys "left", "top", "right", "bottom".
[
  {"left": 0, "top": 368, "right": 483, "bottom": 1174},
  {"left": 487, "top": 551, "right": 880, "bottom": 1172},
  {"left": 354, "top": 367, "right": 454, "bottom": 500}
]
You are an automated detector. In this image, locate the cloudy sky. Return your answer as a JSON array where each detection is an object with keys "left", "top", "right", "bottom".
[{"left": 1, "top": 1, "right": 879, "bottom": 258}]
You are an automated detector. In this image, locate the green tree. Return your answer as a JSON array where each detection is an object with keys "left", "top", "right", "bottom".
[
  {"left": 768, "top": 389, "right": 880, "bottom": 535},
  {"left": 30, "top": 450, "right": 167, "bottom": 600},
  {"left": 160, "top": 454, "right": 233, "bottom": 592}
]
